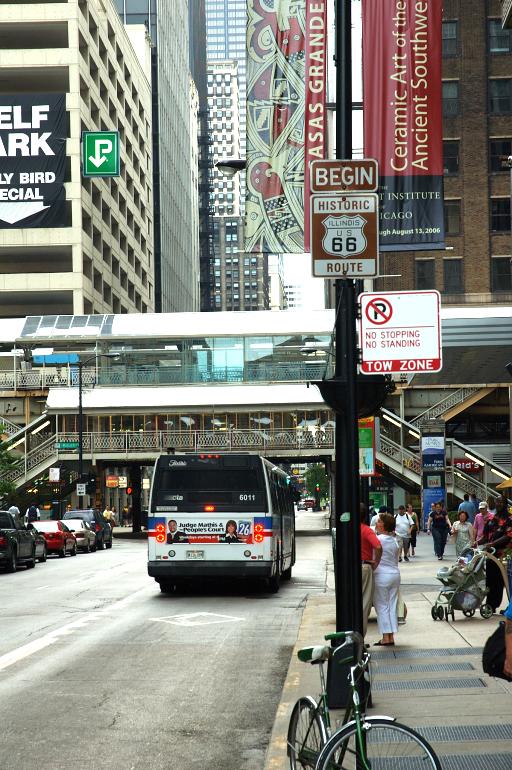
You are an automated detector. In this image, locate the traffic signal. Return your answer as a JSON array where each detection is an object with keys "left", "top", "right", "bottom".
[
  {"left": 315, "top": 483, "right": 320, "bottom": 493},
  {"left": 126, "top": 486, "right": 133, "bottom": 495}
]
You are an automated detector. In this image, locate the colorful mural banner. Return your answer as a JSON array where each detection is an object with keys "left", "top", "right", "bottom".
[
  {"left": 362, "top": 0, "right": 445, "bottom": 251},
  {"left": 245, "top": 0, "right": 327, "bottom": 253}
]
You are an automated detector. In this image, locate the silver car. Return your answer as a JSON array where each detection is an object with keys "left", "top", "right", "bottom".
[{"left": 62, "top": 519, "right": 97, "bottom": 553}]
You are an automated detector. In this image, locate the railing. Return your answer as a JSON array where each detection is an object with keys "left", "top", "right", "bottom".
[
  {"left": 55, "top": 428, "right": 335, "bottom": 455},
  {"left": 0, "top": 414, "right": 22, "bottom": 437},
  {"left": 379, "top": 435, "right": 421, "bottom": 475},
  {"left": 1, "top": 436, "right": 57, "bottom": 486},
  {"left": 411, "top": 387, "right": 482, "bottom": 425},
  {"left": 0, "top": 361, "right": 332, "bottom": 391}
]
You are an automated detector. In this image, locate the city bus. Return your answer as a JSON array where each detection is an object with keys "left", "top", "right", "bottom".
[{"left": 147, "top": 453, "right": 295, "bottom": 593}]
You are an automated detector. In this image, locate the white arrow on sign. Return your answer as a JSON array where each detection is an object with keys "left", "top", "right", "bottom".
[
  {"left": 0, "top": 202, "right": 49, "bottom": 225},
  {"left": 88, "top": 139, "right": 113, "bottom": 168}
]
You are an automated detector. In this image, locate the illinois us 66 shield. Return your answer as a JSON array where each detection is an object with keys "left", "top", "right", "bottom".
[{"left": 310, "top": 193, "right": 379, "bottom": 277}]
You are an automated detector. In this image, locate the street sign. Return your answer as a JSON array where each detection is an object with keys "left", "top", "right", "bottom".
[
  {"left": 76, "top": 482, "right": 87, "bottom": 496},
  {"left": 359, "top": 290, "right": 442, "bottom": 374},
  {"left": 118, "top": 475, "right": 127, "bottom": 489},
  {"left": 310, "top": 159, "right": 378, "bottom": 193},
  {"left": 311, "top": 193, "right": 379, "bottom": 277},
  {"left": 49, "top": 467, "right": 60, "bottom": 482},
  {"left": 56, "top": 441, "right": 79, "bottom": 449},
  {"left": 82, "top": 131, "right": 120, "bottom": 177}
]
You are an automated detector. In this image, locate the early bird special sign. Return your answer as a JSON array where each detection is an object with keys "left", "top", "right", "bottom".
[
  {"left": 359, "top": 290, "right": 442, "bottom": 374},
  {"left": 310, "top": 192, "right": 379, "bottom": 277}
]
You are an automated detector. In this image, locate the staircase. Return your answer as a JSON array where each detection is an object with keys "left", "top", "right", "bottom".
[
  {"left": 378, "top": 408, "right": 509, "bottom": 501},
  {"left": 411, "top": 387, "right": 495, "bottom": 425},
  {"left": 0, "top": 414, "right": 23, "bottom": 437},
  {"left": 2, "top": 436, "right": 59, "bottom": 489}
]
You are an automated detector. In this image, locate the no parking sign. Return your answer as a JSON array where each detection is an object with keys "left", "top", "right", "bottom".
[{"left": 359, "top": 291, "right": 442, "bottom": 374}]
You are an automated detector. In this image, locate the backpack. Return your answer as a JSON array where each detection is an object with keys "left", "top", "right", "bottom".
[
  {"left": 27, "top": 505, "right": 38, "bottom": 522},
  {"left": 482, "top": 622, "right": 512, "bottom": 681}
]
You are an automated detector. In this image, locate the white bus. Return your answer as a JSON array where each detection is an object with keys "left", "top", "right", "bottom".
[{"left": 147, "top": 453, "right": 296, "bottom": 593}]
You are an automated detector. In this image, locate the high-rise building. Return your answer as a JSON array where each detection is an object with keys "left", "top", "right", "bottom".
[
  {"left": 376, "top": 0, "right": 512, "bottom": 306},
  {"left": 115, "top": 0, "right": 200, "bottom": 313},
  {"left": 211, "top": 218, "right": 269, "bottom": 311},
  {"left": 207, "top": 61, "right": 241, "bottom": 218},
  {"left": 268, "top": 254, "right": 287, "bottom": 311},
  {"left": 0, "top": 0, "right": 154, "bottom": 317}
]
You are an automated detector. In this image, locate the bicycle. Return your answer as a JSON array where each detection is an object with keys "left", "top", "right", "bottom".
[{"left": 287, "top": 630, "right": 441, "bottom": 770}]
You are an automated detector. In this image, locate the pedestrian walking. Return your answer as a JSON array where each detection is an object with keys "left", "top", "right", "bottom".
[
  {"left": 25, "top": 503, "right": 40, "bottom": 524},
  {"left": 479, "top": 495, "right": 512, "bottom": 611},
  {"left": 473, "top": 501, "right": 493, "bottom": 545},
  {"left": 374, "top": 513, "right": 401, "bottom": 646},
  {"left": 394, "top": 505, "right": 413, "bottom": 562},
  {"left": 427, "top": 501, "right": 451, "bottom": 560},
  {"left": 458, "top": 493, "right": 476, "bottom": 524},
  {"left": 450, "top": 510, "right": 475, "bottom": 558},
  {"left": 103, "top": 505, "right": 114, "bottom": 527},
  {"left": 360, "top": 503, "right": 382, "bottom": 637},
  {"left": 406, "top": 503, "right": 419, "bottom": 556}
]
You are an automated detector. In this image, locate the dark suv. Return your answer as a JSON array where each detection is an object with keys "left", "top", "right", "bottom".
[{"left": 62, "top": 509, "right": 113, "bottom": 550}]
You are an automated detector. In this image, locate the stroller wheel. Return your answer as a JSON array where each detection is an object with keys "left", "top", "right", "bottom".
[
  {"left": 431, "top": 606, "right": 439, "bottom": 621},
  {"left": 463, "top": 609, "right": 476, "bottom": 618},
  {"left": 444, "top": 607, "right": 451, "bottom": 621},
  {"left": 436, "top": 606, "right": 445, "bottom": 621},
  {"left": 480, "top": 603, "right": 494, "bottom": 620}
]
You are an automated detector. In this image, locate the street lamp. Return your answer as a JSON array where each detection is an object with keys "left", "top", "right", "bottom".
[{"left": 76, "top": 353, "right": 118, "bottom": 508}]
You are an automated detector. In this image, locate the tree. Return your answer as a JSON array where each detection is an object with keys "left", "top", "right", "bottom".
[
  {"left": 0, "top": 429, "right": 18, "bottom": 501},
  {"left": 304, "top": 464, "right": 329, "bottom": 500}
]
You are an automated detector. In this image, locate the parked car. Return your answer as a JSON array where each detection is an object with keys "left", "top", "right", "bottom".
[
  {"left": 297, "top": 501, "right": 306, "bottom": 511},
  {"left": 0, "top": 510, "right": 36, "bottom": 572},
  {"left": 28, "top": 525, "right": 47, "bottom": 562},
  {"left": 62, "top": 509, "right": 113, "bottom": 550},
  {"left": 62, "top": 519, "right": 97, "bottom": 553},
  {"left": 33, "top": 521, "right": 77, "bottom": 557}
]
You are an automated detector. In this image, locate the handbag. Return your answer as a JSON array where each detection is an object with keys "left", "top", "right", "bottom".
[{"left": 482, "top": 621, "right": 512, "bottom": 681}]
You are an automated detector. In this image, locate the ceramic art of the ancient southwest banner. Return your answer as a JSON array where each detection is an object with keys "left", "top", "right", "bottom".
[
  {"left": 245, "top": 0, "right": 327, "bottom": 253},
  {"left": 362, "top": 0, "right": 445, "bottom": 251}
]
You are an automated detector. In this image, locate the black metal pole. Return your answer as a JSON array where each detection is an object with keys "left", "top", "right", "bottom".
[
  {"left": 78, "top": 361, "right": 84, "bottom": 509},
  {"left": 334, "top": 0, "right": 363, "bottom": 636}
]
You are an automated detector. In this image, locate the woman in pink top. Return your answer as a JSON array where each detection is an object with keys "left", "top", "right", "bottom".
[{"left": 473, "top": 500, "right": 493, "bottom": 544}]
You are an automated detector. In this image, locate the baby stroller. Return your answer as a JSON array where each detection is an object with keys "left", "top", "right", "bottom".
[{"left": 430, "top": 546, "right": 507, "bottom": 622}]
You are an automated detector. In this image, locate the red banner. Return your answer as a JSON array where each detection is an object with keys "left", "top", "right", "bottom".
[
  {"left": 362, "top": 0, "right": 444, "bottom": 251},
  {"left": 304, "top": 0, "right": 328, "bottom": 250}
]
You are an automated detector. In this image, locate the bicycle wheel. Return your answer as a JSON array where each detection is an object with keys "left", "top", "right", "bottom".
[
  {"left": 287, "top": 695, "right": 328, "bottom": 769},
  {"left": 315, "top": 717, "right": 441, "bottom": 770}
]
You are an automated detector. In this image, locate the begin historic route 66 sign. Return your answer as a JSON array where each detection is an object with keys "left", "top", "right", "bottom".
[{"left": 311, "top": 193, "right": 379, "bottom": 277}]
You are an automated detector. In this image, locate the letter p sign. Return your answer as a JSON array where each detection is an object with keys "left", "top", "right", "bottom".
[{"left": 82, "top": 131, "right": 120, "bottom": 177}]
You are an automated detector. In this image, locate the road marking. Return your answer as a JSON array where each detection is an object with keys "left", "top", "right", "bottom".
[
  {"left": 35, "top": 585, "right": 52, "bottom": 591},
  {"left": 149, "top": 612, "right": 245, "bottom": 627}
]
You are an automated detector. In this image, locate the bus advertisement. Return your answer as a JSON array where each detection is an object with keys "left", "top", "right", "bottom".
[{"left": 147, "top": 453, "right": 295, "bottom": 593}]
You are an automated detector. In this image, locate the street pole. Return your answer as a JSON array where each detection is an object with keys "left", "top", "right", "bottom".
[
  {"left": 334, "top": 0, "right": 363, "bottom": 635},
  {"left": 78, "top": 361, "right": 84, "bottom": 509}
]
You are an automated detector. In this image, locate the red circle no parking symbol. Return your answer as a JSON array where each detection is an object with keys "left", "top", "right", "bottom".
[{"left": 365, "top": 297, "right": 393, "bottom": 325}]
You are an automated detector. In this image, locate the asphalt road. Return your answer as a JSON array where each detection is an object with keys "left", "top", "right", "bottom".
[{"left": 0, "top": 535, "right": 331, "bottom": 770}]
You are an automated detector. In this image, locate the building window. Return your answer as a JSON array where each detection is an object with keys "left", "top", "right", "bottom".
[
  {"left": 415, "top": 260, "right": 435, "bottom": 290},
  {"left": 489, "top": 79, "right": 512, "bottom": 115},
  {"left": 491, "top": 257, "right": 512, "bottom": 291},
  {"left": 489, "top": 19, "right": 512, "bottom": 54},
  {"left": 489, "top": 138, "right": 512, "bottom": 172},
  {"left": 444, "top": 200, "right": 461, "bottom": 235},
  {"left": 443, "top": 259, "right": 463, "bottom": 293},
  {"left": 442, "top": 82, "right": 459, "bottom": 117},
  {"left": 442, "top": 21, "right": 459, "bottom": 57},
  {"left": 443, "top": 140, "right": 460, "bottom": 175},
  {"left": 491, "top": 198, "right": 511, "bottom": 232}
]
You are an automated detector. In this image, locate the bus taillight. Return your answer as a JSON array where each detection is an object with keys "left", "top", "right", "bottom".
[
  {"left": 155, "top": 522, "right": 166, "bottom": 543},
  {"left": 254, "top": 523, "right": 264, "bottom": 542},
  {"left": 204, "top": 505, "right": 215, "bottom": 512}
]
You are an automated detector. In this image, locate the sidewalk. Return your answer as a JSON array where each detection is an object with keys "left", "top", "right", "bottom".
[{"left": 264, "top": 531, "right": 512, "bottom": 770}]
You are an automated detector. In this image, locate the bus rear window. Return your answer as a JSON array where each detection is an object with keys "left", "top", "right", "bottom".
[{"left": 153, "top": 466, "right": 267, "bottom": 512}]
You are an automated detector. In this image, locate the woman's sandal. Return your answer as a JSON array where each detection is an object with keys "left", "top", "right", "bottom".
[{"left": 374, "top": 640, "right": 395, "bottom": 646}]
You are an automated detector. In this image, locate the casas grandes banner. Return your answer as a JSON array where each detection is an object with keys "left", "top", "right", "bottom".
[
  {"left": 245, "top": 1, "right": 327, "bottom": 253},
  {"left": 362, "top": 0, "right": 445, "bottom": 251},
  {"left": 0, "top": 94, "right": 67, "bottom": 229}
]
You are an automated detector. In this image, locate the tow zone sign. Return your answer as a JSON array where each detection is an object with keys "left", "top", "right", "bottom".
[{"left": 359, "top": 291, "right": 442, "bottom": 374}]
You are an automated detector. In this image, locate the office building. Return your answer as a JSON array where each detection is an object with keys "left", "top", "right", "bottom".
[
  {"left": 115, "top": 0, "right": 200, "bottom": 312},
  {"left": 268, "top": 254, "right": 287, "bottom": 311},
  {"left": 211, "top": 218, "right": 269, "bottom": 311},
  {"left": 0, "top": 0, "right": 154, "bottom": 317},
  {"left": 376, "top": 0, "right": 512, "bottom": 305}
]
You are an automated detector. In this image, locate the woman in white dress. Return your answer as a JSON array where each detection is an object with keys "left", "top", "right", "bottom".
[{"left": 374, "top": 513, "right": 401, "bottom": 646}]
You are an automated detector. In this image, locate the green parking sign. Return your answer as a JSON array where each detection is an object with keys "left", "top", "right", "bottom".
[{"left": 82, "top": 131, "right": 120, "bottom": 177}]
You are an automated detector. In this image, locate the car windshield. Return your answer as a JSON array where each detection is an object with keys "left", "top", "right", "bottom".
[
  {"left": 34, "top": 521, "right": 59, "bottom": 532},
  {"left": 63, "top": 511, "right": 94, "bottom": 522},
  {"left": 63, "top": 519, "right": 84, "bottom": 530}
]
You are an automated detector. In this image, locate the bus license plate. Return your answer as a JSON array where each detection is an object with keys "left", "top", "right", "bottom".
[{"left": 186, "top": 550, "right": 204, "bottom": 560}]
